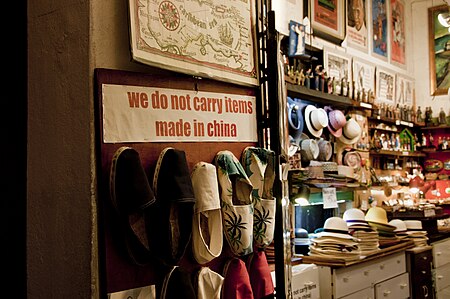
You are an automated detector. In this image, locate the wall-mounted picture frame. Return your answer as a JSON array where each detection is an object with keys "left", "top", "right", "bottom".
[
  {"left": 127, "top": 0, "right": 258, "bottom": 87},
  {"left": 371, "top": 0, "right": 388, "bottom": 61},
  {"left": 428, "top": 4, "right": 450, "bottom": 96},
  {"left": 310, "top": 0, "right": 346, "bottom": 43},
  {"left": 324, "top": 48, "right": 352, "bottom": 85},
  {"left": 375, "top": 67, "right": 396, "bottom": 104},
  {"left": 352, "top": 58, "right": 375, "bottom": 96},
  {"left": 390, "top": 0, "right": 406, "bottom": 66},
  {"left": 346, "top": 0, "right": 369, "bottom": 52},
  {"left": 395, "top": 74, "right": 414, "bottom": 106}
]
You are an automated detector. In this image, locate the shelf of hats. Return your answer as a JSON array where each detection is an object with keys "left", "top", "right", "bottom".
[{"left": 281, "top": 34, "right": 450, "bottom": 270}]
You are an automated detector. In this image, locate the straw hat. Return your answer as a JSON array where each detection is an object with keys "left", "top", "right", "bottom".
[
  {"left": 338, "top": 118, "right": 362, "bottom": 145},
  {"left": 304, "top": 105, "right": 328, "bottom": 138},
  {"left": 316, "top": 216, "right": 356, "bottom": 240},
  {"left": 324, "top": 106, "right": 346, "bottom": 137}
]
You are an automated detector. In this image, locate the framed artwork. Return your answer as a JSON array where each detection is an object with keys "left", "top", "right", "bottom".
[
  {"left": 375, "top": 67, "right": 396, "bottom": 104},
  {"left": 371, "top": 0, "right": 388, "bottom": 60},
  {"left": 352, "top": 58, "right": 375, "bottom": 96},
  {"left": 288, "top": 20, "right": 306, "bottom": 57},
  {"left": 428, "top": 5, "right": 450, "bottom": 96},
  {"left": 311, "top": 0, "right": 346, "bottom": 43},
  {"left": 127, "top": 0, "right": 258, "bottom": 87},
  {"left": 346, "top": 0, "right": 369, "bottom": 52},
  {"left": 390, "top": 0, "right": 406, "bottom": 66},
  {"left": 324, "top": 48, "right": 351, "bottom": 85},
  {"left": 395, "top": 75, "right": 414, "bottom": 106}
]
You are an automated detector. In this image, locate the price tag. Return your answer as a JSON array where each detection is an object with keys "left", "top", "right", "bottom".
[
  {"left": 402, "top": 151, "right": 409, "bottom": 155},
  {"left": 322, "top": 187, "right": 338, "bottom": 209},
  {"left": 360, "top": 102, "right": 372, "bottom": 109},
  {"left": 424, "top": 209, "right": 435, "bottom": 217}
]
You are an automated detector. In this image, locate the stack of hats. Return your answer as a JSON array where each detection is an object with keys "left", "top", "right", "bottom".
[
  {"left": 388, "top": 219, "right": 409, "bottom": 240},
  {"left": 404, "top": 220, "right": 429, "bottom": 247},
  {"left": 309, "top": 217, "right": 360, "bottom": 261},
  {"left": 343, "top": 208, "right": 380, "bottom": 256},
  {"left": 365, "top": 207, "right": 399, "bottom": 247}
]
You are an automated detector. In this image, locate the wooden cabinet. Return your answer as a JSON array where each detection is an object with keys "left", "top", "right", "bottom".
[
  {"left": 406, "top": 246, "right": 435, "bottom": 299},
  {"left": 432, "top": 238, "right": 450, "bottom": 298},
  {"left": 317, "top": 252, "right": 409, "bottom": 299}
]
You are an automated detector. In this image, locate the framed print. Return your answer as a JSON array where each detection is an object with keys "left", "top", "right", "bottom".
[
  {"left": 288, "top": 20, "right": 306, "bottom": 57},
  {"left": 428, "top": 5, "right": 450, "bottom": 96},
  {"left": 346, "top": 0, "right": 369, "bottom": 51},
  {"left": 352, "top": 58, "right": 375, "bottom": 96},
  {"left": 390, "top": 0, "right": 406, "bottom": 66},
  {"left": 395, "top": 75, "right": 414, "bottom": 106},
  {"left": 375, "top": 67, "right": 396, "bottom": 104},
  {"left": 311, "top": 0, "right": 346, "bottom": 42},
  {"left": 371, "top": 0, "right": 388, "bottom": 60},
  {"left": 272, "top": 0, "right": 303, "bottom": 36},
  {"left": 324, "top": 48, "right": 351, "bottom": 86},
  {"left": 128, "top": 0, "right": 258, "bottom": 87}
]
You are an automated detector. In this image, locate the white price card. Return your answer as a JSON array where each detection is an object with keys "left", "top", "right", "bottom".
[{"left": 322, "top": 188, "right": 338, "bottom": 209}]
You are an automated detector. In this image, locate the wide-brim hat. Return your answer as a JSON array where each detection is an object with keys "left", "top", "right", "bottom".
[
  {"left": 338, "top": 118, "right": 362, "bottom": 145},
  {"left": 287, "top": 97, "right": 305, "bottom": 144},
  {"left": 343, "top": 208, "right": 370, "bottom": 227},
  {"left": 324, "top": 106, "right": 346, "bottom": 137},
  {"left": 316, "top": 216, "right": 356, "bottom": 240},
  {"left": 299, "top": 133, "right": 319, "bottom": 162},
  {"left": 304, "top": 105, "right": 328, "bottom": 138}
]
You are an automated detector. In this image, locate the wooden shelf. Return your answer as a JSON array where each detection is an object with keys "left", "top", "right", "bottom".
[
  {"left": 421, "top": 125, "right": 450, "bottom": 130},
  {"left": 286, "top": 83, "right": 353, "bottom": 108},
  {"left": 370, "top": 149, "right": 426, "bottom": 157}
]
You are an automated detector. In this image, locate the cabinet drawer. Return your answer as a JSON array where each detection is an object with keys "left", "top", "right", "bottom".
[
  {"left": 413, "top": 250, "right": 433, "bottom": 273},
  {"left": 435, "top": 262, "right": 450, "bottom": 291},
  {"left": 339, "top": 286, "right": 374, "bottom": 299},
  {"left": 334, "top": 253, "right": 406, "bottom": 298},
  {"left": 374, "top": 273, "right": 409, "bottom": 299},
  {"left": 433, "top": 238, "right": 450, "bottom": 268}
]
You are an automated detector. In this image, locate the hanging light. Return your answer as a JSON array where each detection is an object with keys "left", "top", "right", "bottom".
[
  {"left": 292, "top": 185, "right": 311, "bottom": 206},
  {"left": 438, "top": 11, "right": 450, "bottom": 27}
]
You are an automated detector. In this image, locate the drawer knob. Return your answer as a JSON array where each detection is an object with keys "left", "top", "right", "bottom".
[
  {"left": 364, "top": 270, "right": 370, "bottom": 276},
  {"left": 422, "top": 256, "right": 428, "bottom": 260},
  {"left": 400, "top": 283, "right": 408, "bottom": 288},
  {"left": 380, "top": 264, "right": 385, "bottom": 269},
  {"left": 304, "top": 281, "right": 314, "bottom": 286},
  {"left": 383, "top": 290, "right": 391, "bottom": 296},
  {"left": 422, "top": 271, "right": 426, "bottom": 274},
  {"left": 343, "top": 277, "right": 350, "bottom": 282},
  {"left": 437, "top": 252, "right": 442, "bottom": 256},
  {"left": 437, "top": 275, "right": 443, "bottom": 280}
]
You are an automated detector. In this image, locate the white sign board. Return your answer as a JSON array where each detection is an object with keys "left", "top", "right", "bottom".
[{"left": 102, "top": 84, "right": 257, "bottom": 143}]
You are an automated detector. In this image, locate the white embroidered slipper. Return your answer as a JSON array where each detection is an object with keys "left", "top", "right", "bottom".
[
  {"left": 241, "top": 147, "right": 276, "bottom": 249},
  {"left": 214, "top": 150, "right": 254, "bottom": 257},
  {"left": 191, "top": 162, "right": 223, "bottom": 265}
]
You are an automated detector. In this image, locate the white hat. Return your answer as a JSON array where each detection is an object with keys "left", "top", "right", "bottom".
[
  {"left": 389, "top": 219, "right": 407, "bottom": 233},
  {"left": 299, "top": 133, "right": 319, "bottom": 162},
  {"left": 316, "top": 216, "right": 356, "bottom": 240},
  {"left": 304, "top": 105, "right": 328, "bottom": 138},
  {"left": 338, "top": 118, "right": 362, "bottom": 145},
  {"left": 343, "top": 208, "right": 369, "bottom": 227}
]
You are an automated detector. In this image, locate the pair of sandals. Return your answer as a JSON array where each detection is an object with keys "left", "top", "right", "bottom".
[{"left": 110, "top": 146, "right": 195, "bottom": 266}]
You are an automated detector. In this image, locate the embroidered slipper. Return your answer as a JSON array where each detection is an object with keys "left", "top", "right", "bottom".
[
  {"left": 151, "top": 147, "right": 196, "bottom": 266},
  {"left": 245, "top": 250, "right": 275, "bottom": 299},
  {"left": 109, "top": 146, "right": 156, "bottom": 265},
  {"left": 194, "top": 267, "right": 224, "bottom": 299},
  {"left": 214, "top": 150, "right": 254, "bottom": 257},
  {"left": 221, "top": 257, "right": 254, "bottom": 299},
  {"left": 191, "top": 162, "right": 223, "bottom": 265},
  {"left": 158, "top": 266, "right": 196, "bottom": 299},
  {"left": 241, "top": 147, "right": 276, "bottom": 249}
]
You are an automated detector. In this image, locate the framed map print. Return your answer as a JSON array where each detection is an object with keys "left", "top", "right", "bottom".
[
  {"left": 428, "top": 4, "right": 450, "bottom": 96},
  {"left": 395, "top": 75, "right": 414, "bottom": 106},
  {"left": 390, "top": 0, "right": 406, "bottom": 66},
  {"left": 346, "top": 0, "right": 369, "bottom": 52},
  {"left": 128, "top": 0, "right": 258, "bottom": 87},
  {"left": 375, "top": 67, "right": 396, "bottom": 104},
  {"left": 311, "top": 0, "right": 346, "bottom": 42},
  {"left": 371, "top": 0, "right": 388, "bottom": 61}
]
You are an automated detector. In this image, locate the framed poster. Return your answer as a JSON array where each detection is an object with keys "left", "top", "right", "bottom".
[
  {"left": 390, "top": 0, "right": 406, "bottom": 66},
  {"left": 311, "top": 0, "right": 346, "bottom": 42},
  {"left": 346, "top": 0, "right": 369, "bottom": 51},
  {"left": 128, "top": 0, "right": 258, "bottom": 87},
  {"left": 428, "top": 5, "right": 450, "bottom": 96},
  {"left": 324, "top": 48, "right": 351, "bottom": 85},
  {"left": 352, "top": 58, "right": 375, "bottom": 96},
  {"left": 395, "top": 75, "right": 414, "bottom": 106},
  {"left": 375, "top": 67, "right": 396, "bottom": 104},
  {"left": 371, "top": 0, "right": 388, "bottom": 60}
]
